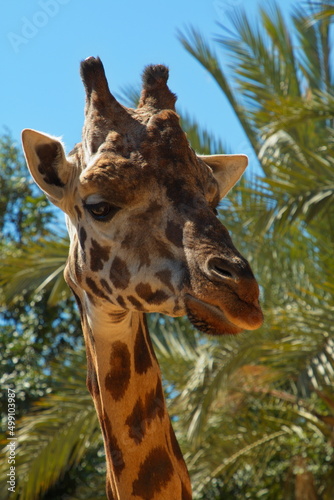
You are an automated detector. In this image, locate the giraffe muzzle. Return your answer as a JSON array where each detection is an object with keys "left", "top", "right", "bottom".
[{"left": 184, "top": 248, "right": 263, "bottom": 335}]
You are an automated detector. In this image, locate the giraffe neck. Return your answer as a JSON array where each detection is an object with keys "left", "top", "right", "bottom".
[{"left": 82, "top": 307, "right": 192, "bottom": 500}]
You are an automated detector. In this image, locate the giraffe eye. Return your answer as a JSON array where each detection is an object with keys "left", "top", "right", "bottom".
[{"left": 85, "top": 201, "right": 119, "bottom": 221}]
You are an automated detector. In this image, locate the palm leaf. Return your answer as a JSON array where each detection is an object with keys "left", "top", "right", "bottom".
[
  {"left": 177, "top": 25, "right": 260, "bottom": 155},
  {"left": 180, "top": 112, "right": 226, "bottom": 155},
  {"left": 1, "top": 238, "right": 69, "bottom": 306}
]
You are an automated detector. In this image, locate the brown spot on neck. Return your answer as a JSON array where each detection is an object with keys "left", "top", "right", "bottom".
[
  {"left": 134, "top": 318, "right": 153, "bottom": 374},
  {"left": 132, "top": 446, "right": 174, "bottom": 499},
  {"left": 102, "top": 412, "right": 125, "bottom": 480},
  {"left": 125, "top": 376, "right": 165, "bottom": 445},
  {"left": 145, "top": 376, "right": 165, "bottom": 421},
  {"left": 125, "top": 397, "right": 146, "bottom": 445},
  {"left": 105, "top": 341, "right": 131, "bottom": 401}
]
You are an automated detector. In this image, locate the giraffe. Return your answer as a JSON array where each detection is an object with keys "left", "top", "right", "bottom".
[{"left": 22, "top": 57, "right": 263, "bottom": 500}]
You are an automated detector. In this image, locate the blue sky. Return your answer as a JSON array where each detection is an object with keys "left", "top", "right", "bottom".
[{"left": 2, "top": 0, "right": 294, "bottom": 174}]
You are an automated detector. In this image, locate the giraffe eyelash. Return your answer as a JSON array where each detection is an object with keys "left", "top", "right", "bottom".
[{"left": 84, "top": 201, "right": 120, "bottom": 222}]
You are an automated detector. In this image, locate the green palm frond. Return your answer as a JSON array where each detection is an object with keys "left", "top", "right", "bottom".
[
  {"left": 177, "top": 26, "right": 259, "bottom": 154},
  {"left": 305, "top": 2, "right": 334, "bottom": 26},
  {"left": 189, "top": 384, "right": 333, "bottom": 498},
  {"left": 219, "top": 4, "right": 300, "bottom": 100},
  {"left": 1, "top": 237, "right": 69, "bottom": 306},
  {"left": 180, "top": 2, "right": 334, "bottom": 233},
  {"left": 257, "top": 137, "right": 334, "bottom": 230},
  {"left": 180, "top": 113, "right": 226, "bottom": 155},
  {"left": 257, "top": 91, "right": 334, "bottom": 133}
]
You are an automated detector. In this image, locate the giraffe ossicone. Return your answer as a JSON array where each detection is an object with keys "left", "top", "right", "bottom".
[{"left": 22, "top": 56, "right": 263, "bottom": 499}]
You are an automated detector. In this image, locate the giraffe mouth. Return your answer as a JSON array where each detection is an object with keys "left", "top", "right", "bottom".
[{"left": 184, "top": 294, "right": 262, "bottom": 336}]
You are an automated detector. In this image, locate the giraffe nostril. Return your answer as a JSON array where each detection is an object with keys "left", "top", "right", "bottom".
[
  {"left": 207, "top": 257, "right": 236, "bottom": 282},
  {"left": 213, "top": 266, "right": 233, "bottom": 280}
]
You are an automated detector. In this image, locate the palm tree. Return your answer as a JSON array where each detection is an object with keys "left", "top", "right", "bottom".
[{"left": 179, "top": 1, "right": 334, "bottom": 231}]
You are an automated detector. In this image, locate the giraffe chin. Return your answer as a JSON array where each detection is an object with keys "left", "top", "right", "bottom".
[{"left": 184, "top": 294, "right": 260, "bottom": 336}]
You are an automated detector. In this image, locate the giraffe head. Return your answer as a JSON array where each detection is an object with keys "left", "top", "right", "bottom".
[{"left": 22, "top": 57, "right": 263, "bottom": 335}]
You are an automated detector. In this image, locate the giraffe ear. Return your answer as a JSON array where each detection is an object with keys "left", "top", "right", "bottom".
[
  {"left": 22, "top": 129, "right": 70, "bottom": 205},
  {"left": 199, "top": 154, "right": 248, "bottom": 199}
]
